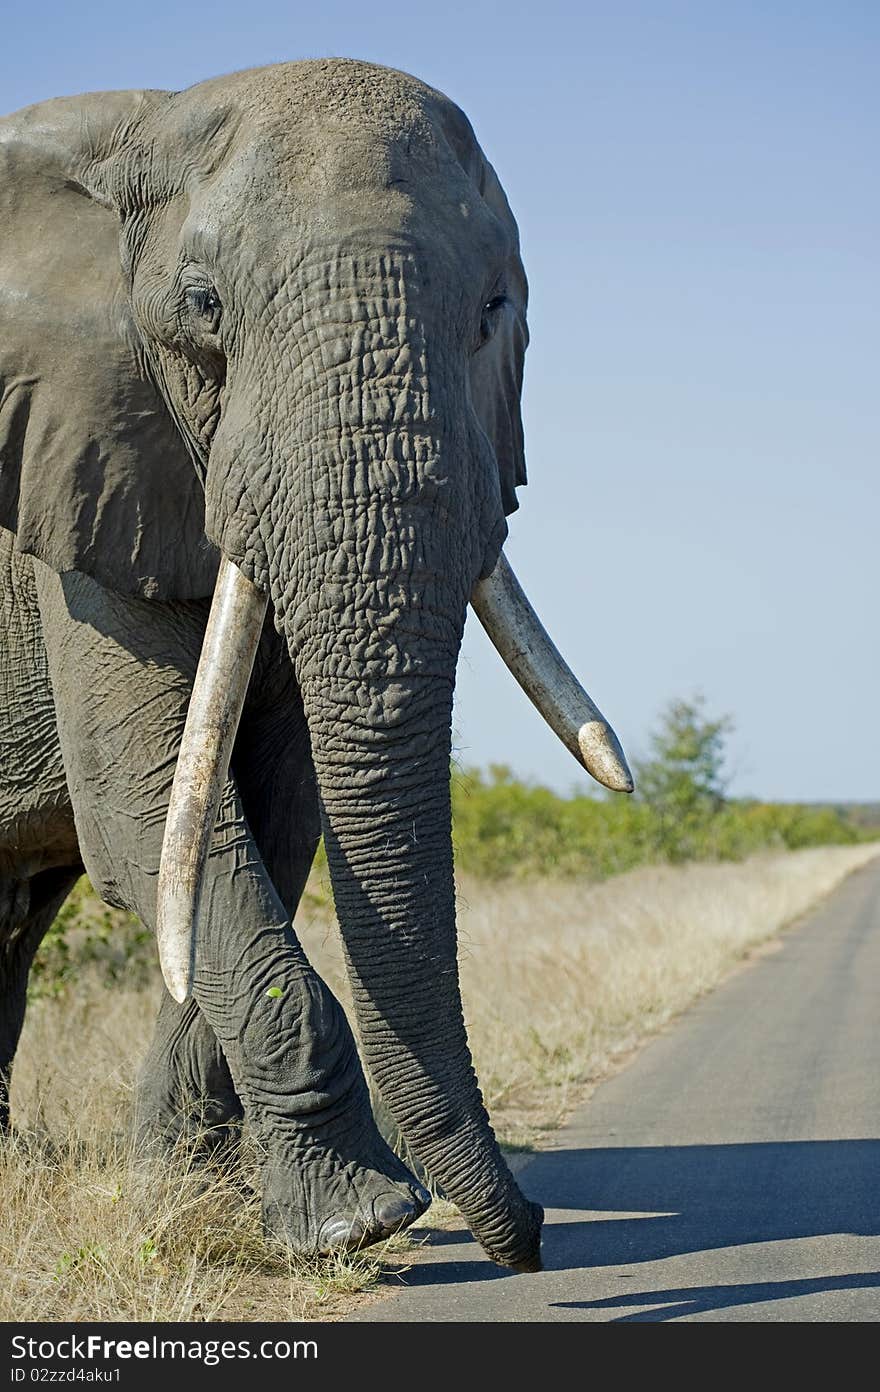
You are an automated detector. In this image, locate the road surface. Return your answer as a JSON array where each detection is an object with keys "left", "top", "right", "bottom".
[{"left": 355, "top": 856, "right": 880, "bottom": 1321}]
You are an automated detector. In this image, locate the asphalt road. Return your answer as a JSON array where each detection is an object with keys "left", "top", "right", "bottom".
[{"left": 355, "top": 856, "right": 880, "bottom": 1322}]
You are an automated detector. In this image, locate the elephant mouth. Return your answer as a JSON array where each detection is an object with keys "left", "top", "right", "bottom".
[{"left": 154, "top": 547, "right": 632, "bottom": 1003}]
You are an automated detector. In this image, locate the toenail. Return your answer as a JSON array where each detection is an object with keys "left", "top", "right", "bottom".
[{"left": 372, "top": 1193, "right": 418, "bottom": 1230}]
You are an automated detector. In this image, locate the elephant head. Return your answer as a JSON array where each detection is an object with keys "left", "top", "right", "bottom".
[{"left": 0, "top": 60, "right": 630, "bottom": 1270}]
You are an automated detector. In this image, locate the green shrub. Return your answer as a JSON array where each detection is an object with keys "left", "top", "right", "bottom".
[
  {"left": 29, "top": 880, "right": 154, "bottom": 1001},
  {"left": 449, "top": 765, "right": 872, "bottom": 881}
]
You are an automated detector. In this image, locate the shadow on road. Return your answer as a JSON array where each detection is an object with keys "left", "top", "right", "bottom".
[
  {"left": 400, "top": 1139, "right": 880, "bottom": 1316},
  {"left": 537, "top": 1139, "right": 880, "bottom": 1266},
  {"left": 551, "top": 1271, "right": 880, "bottom": 1321}
]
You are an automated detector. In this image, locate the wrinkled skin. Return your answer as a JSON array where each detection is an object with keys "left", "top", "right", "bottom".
[{"left": 0, "top": 61, "right": 543, "bottom": 1269}]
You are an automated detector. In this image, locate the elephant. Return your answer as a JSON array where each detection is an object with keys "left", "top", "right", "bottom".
[{"left": 0, "top": 59, "right": 631, "bottom": 1273}]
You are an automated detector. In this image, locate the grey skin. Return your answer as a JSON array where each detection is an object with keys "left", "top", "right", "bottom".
[{"left": 0, "top": 60, "right": 545, "bottom": 1269}]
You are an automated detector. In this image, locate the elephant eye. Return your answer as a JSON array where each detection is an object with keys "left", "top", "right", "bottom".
[
  {"left": 185, "top": 285, "right": 222, "bottom": 332},
  {"left": 479, "top": 294, "right": 507, "bottom": 347}
]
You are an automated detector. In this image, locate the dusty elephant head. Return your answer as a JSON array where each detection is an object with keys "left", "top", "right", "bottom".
[{"left": 0, "top": 60, "right": 630, "bottom": 1271}]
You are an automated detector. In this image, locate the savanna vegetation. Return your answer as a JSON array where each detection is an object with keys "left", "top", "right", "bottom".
[{"left": 7, "top": 697, "right": 878, "bottom": 1318}]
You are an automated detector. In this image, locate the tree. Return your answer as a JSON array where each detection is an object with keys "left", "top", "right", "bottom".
[{"left": 636, "top": 695, "right": 734, "bottom": 861}]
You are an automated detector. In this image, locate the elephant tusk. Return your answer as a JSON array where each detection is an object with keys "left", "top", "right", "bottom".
[
  {"left": 470, "top": 552, "right": 634, "bottom": 794},
  {"left": 156, "top": 557, "right": 268, "bottom": 1002}
]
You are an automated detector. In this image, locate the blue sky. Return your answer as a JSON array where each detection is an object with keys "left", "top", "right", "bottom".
[{"left": 4, "top": 2, "right": 877, "bottom": 800}]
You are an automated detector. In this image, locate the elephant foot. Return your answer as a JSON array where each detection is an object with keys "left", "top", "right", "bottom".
[
  {"left": 261, "top": 1122, "right": 430, "bottom": 1256},
  {"left": 313, "top": 1183, "right": 430, "bottom": 1254}
]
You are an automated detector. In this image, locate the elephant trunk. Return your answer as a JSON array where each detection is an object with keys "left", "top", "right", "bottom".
[
  {"left": 257, "top": 263, "right": 540, "bottom": 1264},
  {"left": 300, "top": 666, "right": 542, "bottom": 1268}
]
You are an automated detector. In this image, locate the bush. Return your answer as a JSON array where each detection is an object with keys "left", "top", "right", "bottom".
[
  {"left": 449, "top": 764, "right": 872, "bottom": 881},
  {"left": 451, "top": 764, "right": 656, "bottom": 879}
]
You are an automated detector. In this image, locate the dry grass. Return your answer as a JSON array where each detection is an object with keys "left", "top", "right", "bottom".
[
  {"left": 0, "top": 1116, "right": 420, "bottom": 1322},
  {"left": 6, "top": 842, "right": 876, "bottom": 1319},
  {"left": 454, "top": 844, "right": 880, "bottom": 1143}
]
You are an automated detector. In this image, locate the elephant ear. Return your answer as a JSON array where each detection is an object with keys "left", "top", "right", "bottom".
[
  {"left": 0, "top": 92, "right": 217, "bottom": 600},
  {"left": 469, "top": 156, "right": 528, "bottom": 517}
]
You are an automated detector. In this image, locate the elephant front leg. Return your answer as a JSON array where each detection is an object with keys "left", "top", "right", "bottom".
[{"left": 34, "top": 563, "right": 428, "bottom": 1254}]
